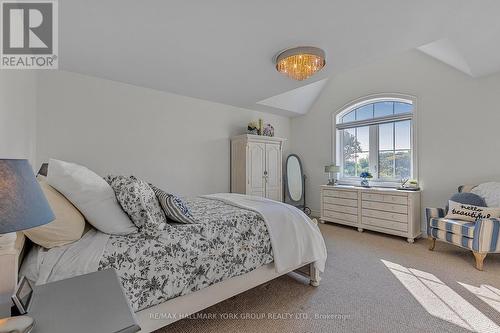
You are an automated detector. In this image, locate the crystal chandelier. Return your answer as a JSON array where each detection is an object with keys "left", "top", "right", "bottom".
[{"left": 275, "top": 46, "right": 326, "bottom": 81}]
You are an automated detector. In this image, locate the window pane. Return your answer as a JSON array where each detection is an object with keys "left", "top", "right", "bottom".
[
  {"left": 357, "top": 152, "right": 370, "bottom": 175},
  {"left": 356, "top": 126, "right": 370, "bottom": 151},
  {"left": 343, "top": 128, "right": 359, "bottom": 157},
  {"left": 379, "top": 123, "right": 393, "bottom": 151},
  {"left": 374, "top": 102, "right": 394, "bottom": 118},
  {"left": 395, "top": 120, "right": 411, "bottom": 150},
  {"left": 379, "top": 151, "right": 394, "bottom": 178},
  {"left": 395, "top": 150, "right": 411, "bottom": 179},
  {"left": 394, "top": 102, "right": 412, "bottom": 114},
  {"left": 344, "top": 154, "right": 356, "bottom": 177},
  {"left": 356, "top": 104, "right": 373, "bottom": 120},
  {"left": 342, "top": 111, "right": 355, "bottom": 123}
]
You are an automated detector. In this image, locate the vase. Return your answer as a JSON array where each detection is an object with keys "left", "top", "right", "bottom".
[{"left": 360, "top": 178, "right": 370, "bottom": 187}]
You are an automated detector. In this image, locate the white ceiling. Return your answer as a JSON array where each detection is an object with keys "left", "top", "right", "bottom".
[
  {"left": 257, "top": 79, "right": 328, "bottom": 115},
  {"left": 59, "top": 1, "right": 500, "bottom": 116}
]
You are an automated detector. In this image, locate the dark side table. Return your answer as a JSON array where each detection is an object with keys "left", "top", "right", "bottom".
[{"left": 29, "top": 269, "right": 140, "bottom": 333}]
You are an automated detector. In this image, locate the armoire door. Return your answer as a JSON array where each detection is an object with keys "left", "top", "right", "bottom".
[
  {"left": 247, "top": 142, "right": 266, "bottom": 197},
  {"left": 265, "top": 143, "right": 281, "bottom": 201}
]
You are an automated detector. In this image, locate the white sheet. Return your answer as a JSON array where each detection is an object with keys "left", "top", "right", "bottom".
[
  {"left": 203, "top": 193, "right": 327, "bottom": 274},
  {"left": 20, "top": 229, "right": 110, "bottom": 285}
]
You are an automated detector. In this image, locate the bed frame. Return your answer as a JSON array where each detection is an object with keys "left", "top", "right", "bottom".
[{"left": 0, "top": 233, "right": 320, "bottom": 332}]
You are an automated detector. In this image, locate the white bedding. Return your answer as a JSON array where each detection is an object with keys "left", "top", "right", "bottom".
[
  {"left": 204, "top": 193, "right": 327, "bottom": 273},
  {"left": 20, "top": 229, "right": 109, "bottom": 285},
  {"left": 20, "top": 193, "right": 327, "bottom": 310}
]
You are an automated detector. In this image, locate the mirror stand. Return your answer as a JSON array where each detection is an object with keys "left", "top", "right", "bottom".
[{"left": 284, "top": 154, "right": 311, "bottom": 216}]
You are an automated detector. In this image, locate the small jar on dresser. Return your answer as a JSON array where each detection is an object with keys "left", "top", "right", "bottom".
[{"left": 320, "top": 185, "right": 421, "bottom": 243}]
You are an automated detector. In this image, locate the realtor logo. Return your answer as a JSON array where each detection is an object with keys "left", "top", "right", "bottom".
[{"left": 1, "top": 0, "right": 58, "bottom": 69}]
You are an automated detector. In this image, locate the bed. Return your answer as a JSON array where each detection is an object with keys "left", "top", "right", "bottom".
[{"left": 1, "top": 193, "right": 327, "bottom": 332}]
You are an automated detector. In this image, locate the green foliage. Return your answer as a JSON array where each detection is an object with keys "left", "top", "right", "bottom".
[
  {"left": 343, "top": 131, "right": 362, "bottom": 156},
  {"left": 343, "top": 130, "right": 411, "bottom": 179},
  {"left": 343, "top": 131, "right": 367, "bottom": 177},
  {"left": 379, "top": 150, "right": 411, "bottom": 179}
]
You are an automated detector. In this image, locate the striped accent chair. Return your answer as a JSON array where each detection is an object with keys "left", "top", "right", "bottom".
[{"left": 426, "top": 186, "right": 500, "bottom": 270}]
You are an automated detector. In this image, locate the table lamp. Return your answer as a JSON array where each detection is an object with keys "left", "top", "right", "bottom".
[
  {"left": 324, "top": 164, "right": 340, "bottom": 185},
  {"left": 0, "top": 159, "right": 55, "bottom": 333},
  {"left": 0, "top": 159, "right": 54, "bottom": 237}
]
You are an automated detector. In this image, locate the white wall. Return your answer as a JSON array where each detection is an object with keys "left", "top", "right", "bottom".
[
  {"left": 36, "top": 71, "right": 291, "bottom": 196},
  {"left": 290, "top": 50, "right": 500, "bottom": 230},
  {"left": 0, "top": 71, "right": 37, "bottom": 166}
]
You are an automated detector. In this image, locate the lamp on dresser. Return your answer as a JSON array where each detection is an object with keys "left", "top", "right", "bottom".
[
  {"left": 324, "top": 165, "right": 340, "bottom": 185},
  {"left": 0, "top": 159, "right": 55, "bottom": 333}
]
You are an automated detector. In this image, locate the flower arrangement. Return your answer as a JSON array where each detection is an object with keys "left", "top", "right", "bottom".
[
  {"left": 247, "top": 119, "right": 274, "bottom": 136},
  {"left": 360, "top": 171, "right": 373, "bottom": 187},
  {"left": 247, "top": 121, "right": 259, "bottom": 135},
  {"left": 263, "top": 124, "right": 274, "bottom": 137},
  {"left": 360, "top": 172, "right": 373, "bottom": 179}
]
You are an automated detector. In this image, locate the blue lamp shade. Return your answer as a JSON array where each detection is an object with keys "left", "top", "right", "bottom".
[{"left": 0, "top": 159, "right": 55, "bottom": 234}]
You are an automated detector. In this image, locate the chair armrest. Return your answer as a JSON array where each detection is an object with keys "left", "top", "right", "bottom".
[
  {"left": 425, "top": 208, "right": 445, "bottom": 235},
  {"left": 473, "top": 218, "right": 500, "bottom": 253}
]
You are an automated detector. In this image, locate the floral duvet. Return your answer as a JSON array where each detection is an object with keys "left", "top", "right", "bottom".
[{"left": 98, "top": 197, "right": 273, "bottom": 311}]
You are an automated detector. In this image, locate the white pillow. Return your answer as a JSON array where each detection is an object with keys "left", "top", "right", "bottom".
[
  {"left": 47, "top": 159, "right": 137, "bottom": 235},
  {"left": 445, "top": 200, "right": 500, "bottom": 222},
  {"left": 471, "top": 182, "right": 500, "bottom": 207},
  {"left": 23, "top": 176, "right": 86, "bottom": 248}
]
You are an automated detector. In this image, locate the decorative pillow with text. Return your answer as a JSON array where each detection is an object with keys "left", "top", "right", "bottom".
[{"left": 444, "top": 200, "right": 500, "bottom": 222}]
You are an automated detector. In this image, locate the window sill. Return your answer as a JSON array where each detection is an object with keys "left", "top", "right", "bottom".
[{"left": 337, "top": 179, "right": 402, "bottom": 189}]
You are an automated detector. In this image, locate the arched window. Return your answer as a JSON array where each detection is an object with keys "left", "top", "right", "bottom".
[{"left": 334, "top": 95, "right": 416, "bottom": 184}]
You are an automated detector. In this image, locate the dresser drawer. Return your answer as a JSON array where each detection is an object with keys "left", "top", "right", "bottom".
[
  {"left": 323, "top": 196, "right": 358, "bottom": 207},
  {"left": 323, "top": 189, "right": 358, "bottom": 200},
  {"left": 362, "top": 193, "right": 407, "bottom": 205},
  {"left": 361, "top": 201, "right": 408, "bottom": 214},
  {"left": 323, "top": 210, "right": 358, "bottom": 223},
  {"left": 323, "top": 203, "right": 358, "bottom": 215},
  {"left": 362, "top": 209, "right": 408, "bottom": 223},
  {"left": 362, "top": 217, "right": 408, "bottom": 232}
]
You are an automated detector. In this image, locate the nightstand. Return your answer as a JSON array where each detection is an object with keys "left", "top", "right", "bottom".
[{"left": 29, "top": 269, "right": 140, "bottom": 333}]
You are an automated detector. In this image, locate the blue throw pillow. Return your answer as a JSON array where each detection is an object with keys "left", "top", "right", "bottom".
[
  {"left": 149, "top": 184, "right": 195, "bottom": 224},
  {"left": 445, "top": 192, "right": 487, "bottom": 213}
]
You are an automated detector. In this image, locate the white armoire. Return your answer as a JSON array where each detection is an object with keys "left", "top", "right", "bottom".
[{"left": 231, "top": 134, "right": 286, "bottom": 201}]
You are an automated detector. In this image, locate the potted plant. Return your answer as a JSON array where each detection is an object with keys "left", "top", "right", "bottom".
[{"left": 360, "top": 171, "right": 373, "bottom": 187}]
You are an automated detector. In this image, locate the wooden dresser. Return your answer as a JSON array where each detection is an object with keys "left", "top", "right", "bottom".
[{"left": 320, "top": 185, "right": 421, "bottom": 243}]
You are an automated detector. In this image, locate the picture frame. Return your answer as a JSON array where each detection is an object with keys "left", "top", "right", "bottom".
[{"left": 12, "top": 276, "right": 34, "bottom": 315}]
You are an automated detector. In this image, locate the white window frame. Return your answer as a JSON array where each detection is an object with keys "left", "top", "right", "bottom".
[{"left": 332, "top": 93, "right": 418, "bottom": 188}]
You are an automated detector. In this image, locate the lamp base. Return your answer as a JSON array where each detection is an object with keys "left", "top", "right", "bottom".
[
  {"left": 0, "top": 233, "right": 17, "bottom": 250},
  {"left": 0, "top": 315, "right": 34, "bottom": 333},
  {"left": 326, "top": 179, "right": 337, "bottom": 186}
]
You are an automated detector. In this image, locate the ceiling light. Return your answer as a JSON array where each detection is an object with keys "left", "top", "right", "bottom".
[{"left": 275, "top": 46, "right": 326, "bottom": 81}]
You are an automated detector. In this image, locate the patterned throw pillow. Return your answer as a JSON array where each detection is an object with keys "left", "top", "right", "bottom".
[
  {"left": 105, "top": 175, "right": 167, "bottom": 230},
  {"left": 445, "top": 200, "right": 500, "bottom": 222},
  {"left": 149, "top": 185, "right": 195, "bottom": 224},
  {"left": 445, "top": 192, "right": 487, "bottom": 213}
]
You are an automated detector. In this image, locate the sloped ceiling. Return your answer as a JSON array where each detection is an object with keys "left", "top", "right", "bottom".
[
  {"left": 59, "top": 1, "right": 500, "bottom": 116},
  {"left": 257, "top": 79, "right": 328, "bottom": 115}
]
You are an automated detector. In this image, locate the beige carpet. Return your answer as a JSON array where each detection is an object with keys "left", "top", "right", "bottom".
[{"left": 155, "top": 223, "right": 500, "bottom": 333}]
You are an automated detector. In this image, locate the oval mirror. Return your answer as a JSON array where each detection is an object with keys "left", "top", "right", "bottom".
[{"left": 286, "top": 154, "right": 303, "bottom": 203}]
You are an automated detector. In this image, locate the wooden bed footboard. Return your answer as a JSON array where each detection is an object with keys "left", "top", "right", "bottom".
[
  {"left": 3, "top": 232, "right": 322, "bottom": 333},
  {"left": 136, "top": 261, "right": 321, "bottom": 332}
]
